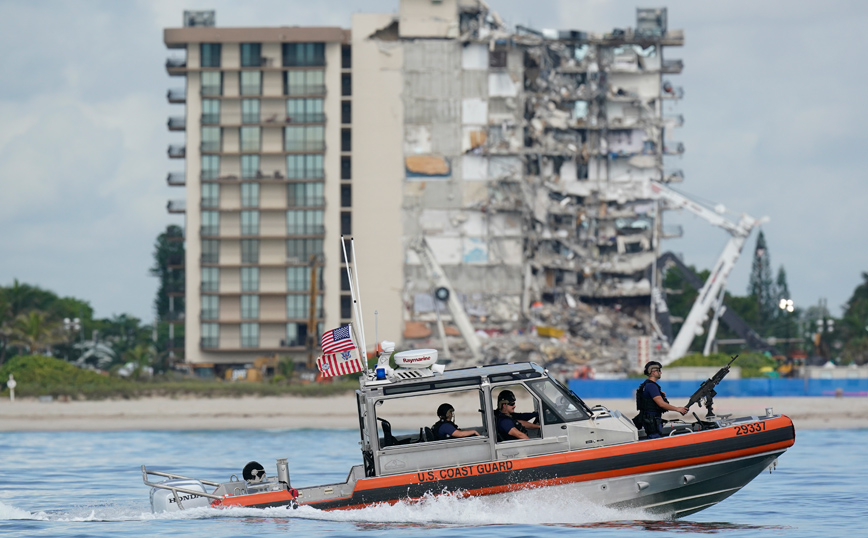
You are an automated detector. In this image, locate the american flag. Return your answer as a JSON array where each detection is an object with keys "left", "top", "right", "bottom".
[
  {"left": 320, "top": 325, "right": 356, "bottom": 355},
  {"left": 316, "top": 348, "right": 365, "bottom": 378}
]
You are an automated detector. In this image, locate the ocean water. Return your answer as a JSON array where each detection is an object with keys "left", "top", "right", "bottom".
[{"left": 0, "top": 428, "right": 866, "bottom": 537}]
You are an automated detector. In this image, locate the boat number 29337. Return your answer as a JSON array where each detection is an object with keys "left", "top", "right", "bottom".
[{"left": 734, "top": 422, "right": 766, "bottom": 436}]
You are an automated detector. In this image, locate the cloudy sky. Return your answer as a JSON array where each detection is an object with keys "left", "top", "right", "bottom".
[{"left": 1, "top": 0, "right": 866, "bottom": 322}]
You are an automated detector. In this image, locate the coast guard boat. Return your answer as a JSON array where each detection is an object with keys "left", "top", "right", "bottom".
[{"left": 143, "top": 350, "right": 795, "bottom": 518}]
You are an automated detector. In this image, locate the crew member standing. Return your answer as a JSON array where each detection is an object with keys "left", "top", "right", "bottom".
[{"left": 634, "top": 361, "right": 688, "bottom": 438}]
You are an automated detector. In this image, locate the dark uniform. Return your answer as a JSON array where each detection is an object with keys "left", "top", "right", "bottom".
[
  {"left": 495, "top": 411, "right": 538, "bottom": 441},
  {"left": 432, "top": 419, "right": 457, "bottom": 440},
  {"left": 634, "top": 379, "right": 668, "bottom": 438}
]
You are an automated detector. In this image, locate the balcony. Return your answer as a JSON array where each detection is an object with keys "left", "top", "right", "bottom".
[
  {"left": 661, "top": 225, "right": 684, "bottom": 239},
  {"left": 167, "top": 200, "right": 186, "bottom": 214},
  {"left": 662, "top": 59, "right": 683, "bottom": 74},
  {"left": 662, "top": 114, "right": 684, "bottom": 128},
  {"left": 166, "top": 57, "right": 187, "bottom": 76},
  {"left": 201, "top": 225, "right": 219, "bottom": 237},
  {"left": 201, "top": 85, "right": 222, "bottom": 97},
  {"left": 166, "top": 282, "right": 185, "bottom": 294},
  {"left": 202, "top": 113, "right": 220, "bottom": 125},
  {"left": 286, "top": 112, "right": 325, "bottom": 124},
  {"left": 164, "top": 311, "right": 185, "bottom": 322},
  {"left": 242, "top": 113, "right": 260, "bottom": 124},
  {"left": 167, "top": 116, "right": 185, "bottom": 131},
  {"left": 200, "top": 337, "right": 219, "bottom": 349},
  {"left": 200, "top": 141, "right": 220, "bottom": 153},
  {"left": 167, "top": 172, "right": 185, "bottom": 186},
  {"left": 284, "top": 140, "right": 325, "bottom": 152},
  {"left": 663, "top": 142, "right": 685, "bottom": 155},
  {"left": 240, "top": 85, "right": 262, "bottom": 96},
  {"left": 285, "top": 85, "right": 326, "bottom": 96},
  {"left": 168, "top": 145, "right": 186, "bottom": 159},
  {"left": 167, "top": 88, "right": 186, "bottom": 104}
]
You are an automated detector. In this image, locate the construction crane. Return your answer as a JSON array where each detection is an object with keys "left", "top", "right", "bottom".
[
  {"left": 408, "top": 237, "right": 484, "bottom": 362},
  {"left": 643, "top": 181, "right": 768, "bottom": 364}
]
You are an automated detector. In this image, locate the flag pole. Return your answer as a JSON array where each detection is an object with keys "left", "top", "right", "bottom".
[
  {"left": 340, "top": 236, "right": 367, "bottom": 375},
  {"left": 350, "top": 238, "right": 368, "bottom": 365}
]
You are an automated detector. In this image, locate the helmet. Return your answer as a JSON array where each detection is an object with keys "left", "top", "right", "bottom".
[
  {"left": 643, "top": 361, "right": 663, "bottom": 376},
  {"left": 437, "top": 403, "right": 454, "bottom": 419},
  {"left": 497, "top": 389, "right": 516, "bottom": 407}
]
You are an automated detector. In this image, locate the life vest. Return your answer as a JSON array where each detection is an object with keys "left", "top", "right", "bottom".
[
  {"left": 431, "top": 419, "right": 452, "bottom": 440},
  {"left": 494, "top": 411, "right": 527, "bottom": 441},
  {"left": 633, "top": 379, "right": 668, "bottom": 430}
]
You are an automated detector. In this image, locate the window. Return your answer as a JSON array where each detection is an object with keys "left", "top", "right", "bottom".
[
  {"left": 287, "top": 182, "right": 324, "bottom": 206},
  {"left": 240, "top": 126, "right": 261, "bottom": 152},
  {"left": 284, "top": 70, "right": 325, "bottom": 95},
  {"left": 200, "top": 43, "right": 221, "bottom": 67},
  {"left": 341, "top": 45, "right": 351, "bottom": 69},
  {"left": 202, "top": 155, "right": 220, "bottom": 179},
  {"left": 341, "top": 212, "right": 351, "bottom": 235},
  {"left": 201, "top": 323, "right": 219, "bottom": 348},
  {"left": 286, "top": 210, "right": 324, "bottom": 235},
  {"left": 241, "top": 155, "right": 260, "bottom": 179},
  {"left": 201, "top": 126, "right": 221, "bottom": 152},
  {"left": 340, "top": 184, "right": 351, "bottom": 207},
  {"left": 240, "top": 71, "right": 262, "bottom": 96},
  {"left": 527, "top": 379, "right": 591, "bottom": 424},
  {"left": 375, "top": 389, "right": 487, "bottom": 443},
  {"left": 240, "top": 43, "right": 262, "bottom": 67},
  {"left": 341, "top": 73, "right": 351, "bottom": 96},
  {"left": 201, "top": 295, "right": 219, "bottom": 320},
  {"left": 341, "top": 101, "right": 351, "bottom": 124},
  {"left": 201, "top": 239, "right": 219, "bottom": 263},
  {"left": 241, "top": 267, "right": 259, "bottom": 292},
  {"left": 285, "top": 322, "right": 307, "bottom": 347},
  {"left": 285, "top": 126, "right": 324, "bottom": 152},
  {"left": 286, "top": 155, "right": 323, "bottom": 179},
  {"left": 287, "top": 294, "right": 322, "bottom": 318},
  {"left": 241, "top": 183, "right": 259, "bottom": 207},
  {"left": 286, "top": 238, "right": 323, "bottom": 260},
  {"left": 287, "top": 266, "right": 322, "bottom": 291},
  {"left": 341, "top": 295, "right": 352, "bottom": 319},
  {"left": 241, "top": 210, "right": 259, "bottom": 236},
  {"left": 282, "top": 43, "right": 325, "bottom": 66},
  {"left": 341, "top": 156, "right": 351, "bottom": 180},
  {"left": 241, "top": 239, "right": 259, "bottom": 263},
  {"left": 241, "top": 295, "right": 259, "bottom": 319},
  {"left": 241, "top": 323, "right": 259, "bottom": 347},
  {"left": 201, "top": 71, "right": 222, "bottom": 96},
  {"left": 341, "top": 271, "right": 350, "bottom": 291},
  {"left": 241, "top": 99, "right": 260, "bottom": 124},
  {"left": 202, "top": 99, "right": 220, "bottom": 124},
  {"left": 341, "top": 128, "right": 351, "bottom": 152},
  {"left": 287, "top": 98, "right": 324, "bottom": 123},
  {"left": 201, "top": 267, "right": 219, "bottom": 291},
  {"left": 201, "top": 183, "right": 219, "bottom": 208},
  {"left": 201, "top": 211, "right": 219, "bottom": 236},
  {"left": 489, "top": 49, "right": 507, "bottom": 68}
]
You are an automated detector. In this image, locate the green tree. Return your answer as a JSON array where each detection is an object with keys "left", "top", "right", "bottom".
[
  {"left": 747, "top": 231, "right": 776, "bottom": 334},
  {"left": 10, "top": 311, "right": 64, "bottom": 354},
  {"left": 841, "top": 272, "right": 868, "bottom": 365},
  {"left": 150, "top": 225, "right": 185, "bottom": 319}
]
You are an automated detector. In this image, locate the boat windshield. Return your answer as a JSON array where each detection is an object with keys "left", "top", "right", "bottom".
[{"left": 527, "top": 378, "right": 590, "bottom": 423}]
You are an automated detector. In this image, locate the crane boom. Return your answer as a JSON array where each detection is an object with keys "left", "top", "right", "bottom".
[
  {"left": 643, "top": 181, "right": 766, "bottom": 364},
  {"left": 408, "top": 237, "right": 484, "bottom": 361}
]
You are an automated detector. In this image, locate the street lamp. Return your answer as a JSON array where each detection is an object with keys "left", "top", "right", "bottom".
[
  {"left": 778, "top": 299, "right": 794, "bottom": 357},
  {"left": 63, "top": 317, "right": 82, "bottom": 361}
]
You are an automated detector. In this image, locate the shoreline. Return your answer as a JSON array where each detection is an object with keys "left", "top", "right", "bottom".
[{"left": 1, "top": 395, "right": 866, "bottom": 432}]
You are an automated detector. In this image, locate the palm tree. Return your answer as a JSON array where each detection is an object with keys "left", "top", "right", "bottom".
[{"left": 10, "top": 311, "right": 64, "bottom": 355}]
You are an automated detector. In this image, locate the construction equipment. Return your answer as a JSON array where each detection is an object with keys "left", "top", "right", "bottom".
[
  {"left": 408, "top": 237, "right": 483, "bottom": 362},
  {"left": 643, "top": 181, "right": 767, "bottom": 364}
]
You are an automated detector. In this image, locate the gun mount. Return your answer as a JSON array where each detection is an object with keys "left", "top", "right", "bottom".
[{"left": 685, "top": 355, "right": 738, "bottom": 417}]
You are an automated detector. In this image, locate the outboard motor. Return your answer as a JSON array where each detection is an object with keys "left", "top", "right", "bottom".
[{"left": 150, "top": 479, "right": 212, "bottom": 512}]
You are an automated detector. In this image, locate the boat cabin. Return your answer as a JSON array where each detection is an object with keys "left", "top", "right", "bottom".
[{"left": 356, "top": 361, "right": 638, "bottom": 478}]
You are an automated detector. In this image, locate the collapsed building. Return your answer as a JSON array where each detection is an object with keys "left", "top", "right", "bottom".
[{"left": 362, "top": 2, "right": 684, "bottom": 373}]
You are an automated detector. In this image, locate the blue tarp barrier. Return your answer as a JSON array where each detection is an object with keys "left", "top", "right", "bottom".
[{"left": 568, "top": 378, "right": 868, "bottom": 399}]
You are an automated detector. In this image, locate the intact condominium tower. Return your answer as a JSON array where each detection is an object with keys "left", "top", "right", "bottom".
[
  {"left": 165, "top": 12, "right": 353, "bottom": 367},
  {"left": 164, "top": 2, "right": 683, "bottom": 370}
]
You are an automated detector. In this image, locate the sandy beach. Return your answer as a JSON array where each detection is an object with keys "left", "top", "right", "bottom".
[{"left": 0, "top": 395, "right": 865, "bottom": 432}]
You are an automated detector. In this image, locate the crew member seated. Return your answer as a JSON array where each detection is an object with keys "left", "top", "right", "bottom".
[
  {"left": 494, "top": 390, "right": 540, "bottom": 441},
  {"left": 634, "top": 361, "right": 688, "bottom": 438},
  {"left": 432, "top": 403, "right": 480, "bottom": 440}
]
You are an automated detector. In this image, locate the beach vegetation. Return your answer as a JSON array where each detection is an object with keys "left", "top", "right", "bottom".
[{"left": 668, "top": 352, "right": 777, "bottom": 378}]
